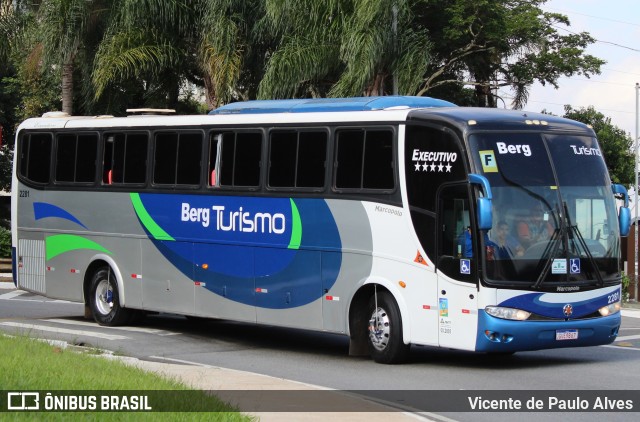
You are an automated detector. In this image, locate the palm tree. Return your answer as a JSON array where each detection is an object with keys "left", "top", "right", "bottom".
[
  {"left": 0, "top": 0, "right": 31, "bottom": 66},
  {"left": 93, "top": 0, "right": 265, "bottom": 110},
  {"left": 257, "top": 0, "right": 431, "bottom": 99},
  {"left": 36, "top": 0, "right": 111, "bottom": 115}
]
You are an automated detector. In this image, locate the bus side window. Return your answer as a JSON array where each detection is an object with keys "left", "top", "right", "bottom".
[
  {"left": 19, "top": 132, "right": 52, "bottom": 184},
  {"left": 437, "top": 184, "right": 475, "bottom": 283},
  {"left": 102, "top": 132, "right": 148, "bottom": 185},
  {"left": 208, "top": 133, "right": 222, "bottom": 188},
  {"left": 269, "top": 130, "right": 328, "bottom": 189},
  {"left": 153, "top": 131, "right": 202, "bottom": 186},
  {"left": 214, "top": 131, "right": 262, "bottom": 188},
  {"left": 335, "top": 128, "right": 394, "bottom": 191}
]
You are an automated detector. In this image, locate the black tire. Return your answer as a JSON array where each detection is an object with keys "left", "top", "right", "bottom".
[
  {"left": 88, "top": 267, "right": 131, "bottom": 326},
  {"left": 367, "top": 291, "right": 409, "bottom": 364}
]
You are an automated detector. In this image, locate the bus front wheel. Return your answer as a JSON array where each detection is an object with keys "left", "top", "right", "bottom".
[
  {"left": 367, "top": 291, "right": 409, "bottom": 364},
  {"left": 89, "top": 267, "right": 131, "bottom": 326}
]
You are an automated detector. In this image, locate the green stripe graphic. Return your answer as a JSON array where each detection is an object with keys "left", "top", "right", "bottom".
[
  {"left": 46, "top": 234, "right": 111, "bottom": 261},
  {"left": 130, "top": 193, "right": 174, "bottom": 241},
  {"left": 288, "top": 198, "right": 302, "bottom": 249}
]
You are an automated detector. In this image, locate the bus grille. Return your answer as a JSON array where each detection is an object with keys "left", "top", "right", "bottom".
[{"left": 18, "top": 239, "right": 46, "bottom": 294}]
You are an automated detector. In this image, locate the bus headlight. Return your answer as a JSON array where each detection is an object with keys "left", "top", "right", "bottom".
[
  {"left": 598, "top": 301, "right": 621, "bottom": 316},
  {"left": 485, "top": 306, "right": 531, "bottom": 321}
]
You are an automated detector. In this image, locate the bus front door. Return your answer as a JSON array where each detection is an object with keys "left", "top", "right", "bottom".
[{"left": 436, "top": 184, "right": 479, "bottom": 351}]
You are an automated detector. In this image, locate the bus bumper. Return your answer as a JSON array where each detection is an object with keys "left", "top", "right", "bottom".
[{"left": 475, "top": 310, "right": 621, "bottom": 353}]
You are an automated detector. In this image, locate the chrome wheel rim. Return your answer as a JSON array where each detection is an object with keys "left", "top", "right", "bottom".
[
  {"left": 369, "top": 306, "right": 391, "bottom": 351},
  {"left": 95, "top": 279, "right": 114, "bottom": 316}
]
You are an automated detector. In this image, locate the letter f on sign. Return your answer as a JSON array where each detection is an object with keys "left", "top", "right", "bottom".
[{"left": 479, "top": 150, "right": 498, "bottom": 173}]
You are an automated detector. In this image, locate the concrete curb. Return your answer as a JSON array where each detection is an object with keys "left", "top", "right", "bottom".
[
  {"left": 0, "top": 281, "right": 425, "bottom": 420},
  {"left": 105, "top": 355, "right": 426, "bottom": 421}
]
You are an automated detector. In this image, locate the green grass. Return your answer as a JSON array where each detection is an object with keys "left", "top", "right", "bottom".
[{"left": 0, "top": 334, "right": 254, "bottom": 421}]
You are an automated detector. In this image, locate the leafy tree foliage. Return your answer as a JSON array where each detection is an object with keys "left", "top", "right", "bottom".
[
  {"left": 416, "top": 0, "right": 604, "bottom": 107},
  {"left": 93, "top": 0, "right": 265, "bottom": 110},
  {"left": 35, "top": 0, "right": 112, "bottom": 114},
  {"left": 563, "top": 105, "right": 635, "bottom": 187},
  {"left": 6, "top": 0, "right": 605, "bottom": 110},
  {"left": 258, "top": 0, "right": 430, "bottom": 99},
  {"left": 0, "top": 0, "right": 611, "bottom": 192}
]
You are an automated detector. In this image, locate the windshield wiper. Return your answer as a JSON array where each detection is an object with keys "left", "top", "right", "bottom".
[
  {"left": 564, "top": 202, "right": 605, "bottom": 287},
  {"left": 533, "top": 202, "right": 605, "bottom": 289},
  {"left": 532, "top": 205, "right": 564, "bottom": 290}
]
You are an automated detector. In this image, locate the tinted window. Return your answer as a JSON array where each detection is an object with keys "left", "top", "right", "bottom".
[
  {"left": 469, "top": 132, "right": 554, "bottom": 187},
  {"left": 405, "top": 125, "right": 466, "bottom": 212},
  {"left": 55, "top": 133, "right": 98, "bottom": 183},
  {"left": 546, "top": 135, "right": 609, "bottom": 187},
  {"left": 335, "top": 128, "right": 394, "bottom": 190},
  {"left": 335, "top": 129, "right": 364, "bottom": 188},
  {"left": 19, "top": 132, "right": 52, "bottom": 184},
  {"left": 269, "top": 130, "right": 327, "bottom": 189},
  {"left": 405, "top": 125, "right": 466, "bottom": 261},
  {"left": 153, "top": 132, "right": 202, "bottom": 186},
  {"left": 208, "top": 133, "right": 221, "bottom": 187},
  {"left": 218, "top": 132, "right": 262, "bottom": 187},
  {"left": 103, "top": 132, "right": 148, "bottom": 184}
]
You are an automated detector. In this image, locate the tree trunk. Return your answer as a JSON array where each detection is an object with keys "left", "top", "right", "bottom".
[
  {"left": 61, "top": 60, "right": 74, "bottom": 115},
  {"left": 364, "top": 74, "right": 385, "bottom": 97},
  {"left": 203, "top": 73, "right": 218, "bottom": 110}
]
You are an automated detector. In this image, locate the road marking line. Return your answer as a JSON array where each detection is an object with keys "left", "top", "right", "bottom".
[
  {"left": 0, "top": 290, "right": 81, "bottom": 304},
  {"left": 0, "top": 290, "right": 28, "bottom": 300},
  {"left": 621, "top": 309, "right": 640, "bottom": 319},
  {"left": 615, "top": 334, "right": 640, "bottom": 341},
  {"left": 43, "top": 318, "right": 176, "bottom": 335},
  {"left": 604, "top": 344, "right": 640, "bottom": 351},
  {"left": 0, "top": 322, "right": 129, "bottom": 340}
]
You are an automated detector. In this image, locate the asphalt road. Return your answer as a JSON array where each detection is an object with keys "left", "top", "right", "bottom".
[{"left": 1, "top": 281, "right": 639, "bottom": 421}]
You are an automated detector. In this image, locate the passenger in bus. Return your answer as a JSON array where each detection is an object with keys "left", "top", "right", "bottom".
[
  {"left": 457, "top": 226, "right": 495, "bottom": 259},
  {"left": 457, "top": 226, "right": 473, "bottom": 258},
  {"left": 491, "top": 220, "right": 524, "bottom": 259},
  {"left": 517, "top": 205, "right": 554, "bottom": 249}
]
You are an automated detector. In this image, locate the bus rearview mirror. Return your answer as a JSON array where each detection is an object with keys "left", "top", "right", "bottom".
[
  {"left": 619, "top": 207, "right": 630, "bottom": 237},
  {"left": 469, "top": 174, "right": 493, "bottom": 231},
  {"left": 477, "top": 197, "right": 493, "bottom": 231}
]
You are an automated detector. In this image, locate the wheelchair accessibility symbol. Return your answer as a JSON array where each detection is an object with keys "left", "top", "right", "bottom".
[
  {"left": 570, "top": 258, "right": 580, "bottom": 274},
  {"left": 460, "top": 259, "right": 471, "bottom": 275}
]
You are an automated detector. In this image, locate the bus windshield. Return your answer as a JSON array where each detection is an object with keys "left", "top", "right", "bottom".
[{"left": 470, "top": 132, "right": 621, "bottom": 287}]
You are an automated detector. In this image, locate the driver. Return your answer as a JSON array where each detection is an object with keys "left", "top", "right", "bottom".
[
  {"left": 517, "top": 205, "right": 554, "bottom": 249},
  {"left": 492, "top": 220, "right": 524, "bottom": 259}
]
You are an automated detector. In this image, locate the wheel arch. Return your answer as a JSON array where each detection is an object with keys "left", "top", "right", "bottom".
[
  {"left": 347, "top": 277, "right": 411, "bottom": 356},
  {"left": 83, "top": 254, "right": 126, "bottom": 308}
]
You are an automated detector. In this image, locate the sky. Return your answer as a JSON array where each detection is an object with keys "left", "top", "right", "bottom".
[{"left": 510, "top": 0, "right": 640, "bottom": 138}]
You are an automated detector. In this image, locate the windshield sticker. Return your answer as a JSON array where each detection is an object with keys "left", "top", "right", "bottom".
[
  {"left": 479, "top": 150, "right": 498, "bottom": 173},
  {"left": 570, "top": 258, "right": 581, "bottom": 274},
  {"left": 552, "top": 259, "right": 567, "bottom": 274},
  {"left": 570, "top": 145, "right": 601, "bottom": 156},
  {"left": 411, "top": 149, "right": 456, "bottom": 172},
  {"left": 460, "top": 259, "right": 471, "bottom": 274},
  {"left": 496, "top": 142, "right": 532, "bottom": 156}
]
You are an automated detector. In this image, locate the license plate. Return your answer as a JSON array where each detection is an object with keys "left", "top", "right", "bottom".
[{"left": 556, "top": 329, "right": 578, "bottom": 341}]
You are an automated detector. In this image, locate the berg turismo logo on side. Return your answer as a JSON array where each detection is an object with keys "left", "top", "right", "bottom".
[{"left": 181, "top": 202, "right": 286, "bottom": 234}]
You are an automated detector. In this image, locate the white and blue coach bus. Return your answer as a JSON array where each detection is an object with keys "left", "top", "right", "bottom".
[{"left": 11, "top": 96, "right": 630, "bottom": 363}]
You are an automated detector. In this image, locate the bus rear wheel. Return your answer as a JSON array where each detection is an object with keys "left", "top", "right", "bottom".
[
  {"left": 89, "top": 267, "right": 131, "bottom": 326},
  {"left": 367, "top": 291, "right": 409, "bottom": 364}
]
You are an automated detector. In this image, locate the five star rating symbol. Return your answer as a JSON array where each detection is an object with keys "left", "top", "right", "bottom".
[{"left": 414, "top": 162, "right": 452, "bottom": 172}]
